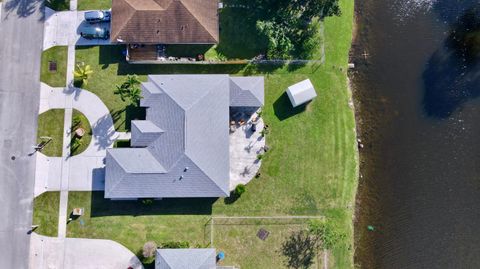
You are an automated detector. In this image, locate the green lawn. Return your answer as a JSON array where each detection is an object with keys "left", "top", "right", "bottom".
[
  {"left": 41, "top": 46, "right": 68, "bottom": 87},
  {"left": 53, "top": 0, "right": 357, "bottom": 267},
  {"left": 45, "top": 0, "right": 69, "bottom": 11},
  {"left": 37, "top": 109, "right": 65, "bottom": 157},
  {"left": 32, "top": 192, "right": 60, "bottom": 237},
  {"left": 77, "top": 0, "right": 111, "bottom": 10},
  {"left": 70, "top": 109, "right": 92, "bottom": 156}
]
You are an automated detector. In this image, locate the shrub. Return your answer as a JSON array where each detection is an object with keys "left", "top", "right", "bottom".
[
  {"left": 142, "top": 241, "right": 157, "bottom": 258},
  {"left": 257, "top": 154, "right": 264, "bottom": 160},
  {"left": 160, "top": 241, "right": 190, "bottom": 248},
  {"left": 234, "top": 184, "right": 246, "bottom": 197},
  {"left": 141, "top": 198, "right": 154, "bottom": 205}
]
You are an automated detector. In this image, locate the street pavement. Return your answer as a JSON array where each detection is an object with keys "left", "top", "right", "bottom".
[{"left": 0, "top": 0, "right": 45, "bottom": 267}]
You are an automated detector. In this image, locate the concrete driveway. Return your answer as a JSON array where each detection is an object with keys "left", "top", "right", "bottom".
[
  {"left": 43, "top": 8, "right": 111, "bottom": 50},
  {"left": 30, "top": 233, "right": 143, "bottom": 269},
  {"left": 34, "top": 83, "right": 119, "bottom": 197}
]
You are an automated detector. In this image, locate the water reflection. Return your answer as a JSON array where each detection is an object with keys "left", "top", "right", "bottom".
[{"left": 422, "top": 4, "right": 480, "bottom": 118}]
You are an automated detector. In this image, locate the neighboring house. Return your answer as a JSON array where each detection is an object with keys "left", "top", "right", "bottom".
[
  {"left": 110, "top": 0, "right": 220, "bottom": 61},
  {"left": 155, "top": 248, "right": 216, "bottom": 269},
  {"left": 105, "top": 75, "right": 264, "bottom": 199}
]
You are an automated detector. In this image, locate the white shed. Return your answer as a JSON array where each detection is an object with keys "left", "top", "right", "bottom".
[{"left": 286, "top": 79, "right": 317, "bottom": 107}]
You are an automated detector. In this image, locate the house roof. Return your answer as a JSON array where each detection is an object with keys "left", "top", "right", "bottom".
[
  {"left": 105, "top": 75, "right": 264, "bottom": 199},
  {"left": 155, "top": 248, "right": 216, "bottom": 269},
  {"left": 229, "top": 76, "right": 264, "bottom": 107},
  {"left": 286, "top": 79, "right": 317, "bottom": 107},
  {"left": 111, "top": 0, "right": 219, "bottom": 44}
]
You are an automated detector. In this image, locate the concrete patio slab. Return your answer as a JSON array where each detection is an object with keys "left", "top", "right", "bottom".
[
  {"left": 30, "top": 233, "right": 143, "bottom": 269},
  {"left": 229, "top": 111, "right": 265, "bottom": 190}
]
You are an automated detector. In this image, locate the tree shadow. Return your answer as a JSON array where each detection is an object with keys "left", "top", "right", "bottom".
[
  {"left": 273, "top": 92, "right": 307, "bottom": 121},
  {"left": 4, "top": 0, "right": 42, "bottom": 18},
  {"left": 89, "top": 191, "right": 216, "bottom": 217},
  {"left": 281, "top": 230, "right": 317, "bottom": 269},
  {"left": 215, "top": 6, "right": 268, "bottom": 59},
  {"left": 422, "top": 5, "right": 480, "bottom": 118}
]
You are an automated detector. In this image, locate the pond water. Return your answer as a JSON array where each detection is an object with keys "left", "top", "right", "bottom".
[{"left": 351, "top": 0, "right": 480, "bottom": 268}]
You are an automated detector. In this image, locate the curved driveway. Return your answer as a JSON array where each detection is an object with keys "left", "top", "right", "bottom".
[{"left": 36, "top": 83, "right": 119, "bottom": 195}]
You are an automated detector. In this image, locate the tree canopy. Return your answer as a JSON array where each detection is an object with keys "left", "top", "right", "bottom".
[{"left": 250, "top": 0, "right": 341, "bottom": 59}]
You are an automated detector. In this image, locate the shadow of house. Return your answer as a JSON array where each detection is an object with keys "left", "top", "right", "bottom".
[
  {"left": 422, "top": 5, "right": 480, "bottom": 118},
  {"left": 273, "top": 92, "right": 307, "bottom": 121},
  {"left": 89, "top": 192, "right": 216, "bottom": 217}
]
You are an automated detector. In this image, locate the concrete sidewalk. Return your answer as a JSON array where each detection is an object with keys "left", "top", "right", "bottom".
[{"left": 30, "top": 233, "right": 143, "bottom": 269}]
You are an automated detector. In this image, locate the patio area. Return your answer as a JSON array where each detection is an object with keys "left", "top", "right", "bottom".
[{"left": 229, "top": 108, "right": 266, "bottom": 190}]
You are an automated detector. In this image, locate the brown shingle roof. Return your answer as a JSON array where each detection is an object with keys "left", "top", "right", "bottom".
[{"left": 111, "top": 0, "right": 219, "bottom": 44}]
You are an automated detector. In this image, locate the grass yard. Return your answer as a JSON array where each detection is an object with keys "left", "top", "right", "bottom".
[
  {"left": 32, "top": 192, "right": 60, "bottom": 237},
  {"left": 37, "top": 109, "right": 65, "bottom": 157},
  {"left": 77, "top": 0, "right": 111, "bottom": 10},
  {"left": 45, "top": 0, "right": 69, "bottom": 11},
  {"left": 70, "top": 109, "right": 92, "bottom": 156},
  {"left": 41, "top": 46, "right": 68, "bottom": 87},
  {"left": 49, "top": 0, "right": 357, "bottom": 267}
]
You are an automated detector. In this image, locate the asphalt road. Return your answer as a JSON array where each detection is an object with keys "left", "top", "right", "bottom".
[{"left": 0, "top": 0, "right": 44, "bottom": 267}]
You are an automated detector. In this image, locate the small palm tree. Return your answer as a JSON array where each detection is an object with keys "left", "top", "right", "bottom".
[
  {"left": 129, "top": 86, "right": 143, "bottom": 106},
  {"left": 114, "top": 84, "right": 129, "bottom": 101},
  {"left": 122, "top": 74, "right": 140, "bottom": 89},
  {"left": 73, "top": 62, "right": 93, "bottom": 86}
]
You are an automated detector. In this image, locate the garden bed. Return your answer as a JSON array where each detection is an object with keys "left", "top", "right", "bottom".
[{"left": 70, "top": 109, "right": 92, "bottom": 156}]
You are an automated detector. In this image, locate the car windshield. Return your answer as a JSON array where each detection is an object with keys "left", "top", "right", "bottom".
[{"left": 86, "top": 11, "right": 103, "bottom": 19}]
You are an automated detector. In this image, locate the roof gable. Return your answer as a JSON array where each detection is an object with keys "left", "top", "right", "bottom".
[
  {"left": 229, "top": 77, "right": 264, "bottom": 107},
  {"left": 155, "top": 249, "right": 216, "bottom": 269}
]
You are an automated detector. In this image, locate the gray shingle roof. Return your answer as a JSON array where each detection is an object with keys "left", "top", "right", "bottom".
[
  {"left": 105, "top": 75, "right": 264, "bottom": 199},
  {"left": 155, "top": 248, "right": 216, "bottom": 269},
  {"left": 229, "top": 76, "right": 264, "bottom": 107},
  {"left": 131, "top": 120, "right": 164, "bottom": 147}
]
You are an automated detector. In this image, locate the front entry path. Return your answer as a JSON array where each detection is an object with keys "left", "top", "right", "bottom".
[{"left": 29, "top": 233, "right": 143, "bottom": 269}]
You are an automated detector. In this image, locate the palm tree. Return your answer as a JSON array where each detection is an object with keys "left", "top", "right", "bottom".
[
  {"left": 73, "top": 62, "right": 93, "bottom": 86},
  {"left": 122, "top": 74, "right": 140, "bottom": 89},
  {"left": 129, "top": 86, "right": 143, "bottom": 106}
]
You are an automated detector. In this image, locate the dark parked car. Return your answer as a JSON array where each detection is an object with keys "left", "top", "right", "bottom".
[
  {"left": 80, "top": 26, "right": 110, "bottom": 40},
  {"left": 84, "top": 10, "right": 111, "bottom": 23}
]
